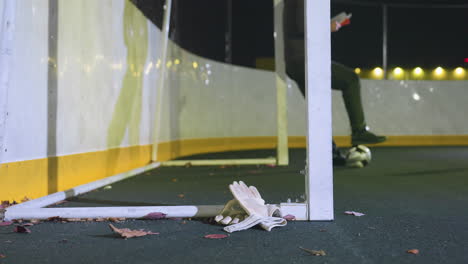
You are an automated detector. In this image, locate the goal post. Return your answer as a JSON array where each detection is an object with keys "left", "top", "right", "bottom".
[{"left": 152, "top": 0, "right": 290, "bottom": 167}]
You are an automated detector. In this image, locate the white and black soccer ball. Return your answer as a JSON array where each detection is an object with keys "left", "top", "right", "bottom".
[{"left": 346, "top": 145, "right": 371, "bottom": 168}]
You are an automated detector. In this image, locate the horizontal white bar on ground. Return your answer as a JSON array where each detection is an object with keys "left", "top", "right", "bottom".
[
  {"left": 280, "top": 203, "right": 307, "bottom": 221},
  {"left": 3, "top": 205, "right": 225, "bottom": 221},
  {"left": 8, "top": 162, "right": 161, "bottom": 210},
  {"left": 161, "top": 158, "right": 277, "bottom": 166}
]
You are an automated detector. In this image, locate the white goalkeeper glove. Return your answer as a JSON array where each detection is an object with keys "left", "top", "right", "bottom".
[{"left": 221, "top": 181, "right": 287, "bottom": 233}]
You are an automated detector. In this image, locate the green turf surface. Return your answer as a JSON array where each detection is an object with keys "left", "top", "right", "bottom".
[{"left": 1, "top": 147, "right": 468, "bottom": 263}]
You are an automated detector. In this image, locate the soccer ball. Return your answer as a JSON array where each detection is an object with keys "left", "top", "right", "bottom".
[{"left": 346, "top": 145, "right": 371, "bottom": 168}]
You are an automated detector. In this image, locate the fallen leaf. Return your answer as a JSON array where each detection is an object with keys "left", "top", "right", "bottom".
[
  {"left": 86, "top": 218, "right": 94, "bottom": 222},
  {"left": 344, "top": 211, "right": 365, "bottom": 217},
  {"left": 14, "top": 225, "right": 31, "bottom": 233},
  {"left": 109, "top": 224, "right": 159, "bottom": 239},
  {"left": 103, "top": 185, "right": 112, "bottom": 190},
  {"left": 0, "top": 254, "right": 5, "bottom": 258},
  {"left": 283, "top": 215, "right": 296, "bottom": 221},
  {"left": 22, "top": 223, "right": 34, "bottom": 227},
  {"left": 108, "top": 217, "right": 121, "bottom": 222},
  {"left": 65, "top": 218, "right": 84, "bottom": 222},
  {"left": 178, "top": 194, "right": 185, "bottom": 198},
  {"left": 0, "top": 222, "right": 13, "bottom": 226},
  {"left": 47, "top": 216, "right": 65, "bottom": 222},
  {"left": 169, "top": 217, "right": 183, "bottom": 221},
  {"left": 21, "top": 196, "right": 31, "bottom": 203},
  {"left": 171, "top": 178, "right": 178, "bottom": 182},
  {"left": 144, "top": 212, "right": 167, "bottom": 220},
  {"left": 30, "top": 219, "right": 41, "bottom": 225},
  {"left": 204, "top": 234, "right": 228, "bottom": 239},
  {"left": 266, "top": 164, "right": 276, "bottom": 168},
  {"left": 406, "top": 249, "right": 419, "bottom": 255},
  {"left": 184, "top": 162, "right": 192, "bottom": 168},
  {"left": 95, "top": 218, "right": 106, "bottom": 222},
  {"left": 299, "top": 247, "right": 326, "bottom": 256}
]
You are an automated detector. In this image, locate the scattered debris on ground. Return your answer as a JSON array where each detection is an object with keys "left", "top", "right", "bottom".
[
  {"left": 299, "top": 247, "right": 326, "bottom": 256},
  {"left": 406, "top": 249, "right": 420, "bottom": 255},
  {"left": 283, "top": 214, "right": 296, "bottom": 221},
  {"left": 0, "top": 222, "right": 12, "bottom": 226},
  {"left": 344, "top": 211, "right": 365, "bottom": 217},
  {"left": 13, "top": 225, "right": 31, "bottom": 233},
  {"left": 204, "top": 234, "right": 228, "bottom": 239},
  {"left": 109, "top": 224, "right": 159, "bottom": 239},
  {"left": 143, "top": 212, "right": 167, "bottom": 220}
]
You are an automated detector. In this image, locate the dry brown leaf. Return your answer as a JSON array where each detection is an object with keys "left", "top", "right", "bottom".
[
  {"left": 204, "top": 234, "right": 228, "bottom": 239},
  {"left": 184, "top": 162, "right": 192, "bottom": 168},
  {"left": 95, "top": 218, "right": 106, "bottom": 222},
  {"left": 86, "top": 218, "right": 94, "bottom": 222},
  {"left": 178, "top": 194, "right": 185, "bottom": 198},
  {"left": 14, "top": 225, "right": 31, "bottom": 233},
  {"left": 171, "top": 178, "right": 178, "bottom": 182},
  {"left": 30, "top": 219, "right": 41, "bottom": 224},
  {"left": 21, "top": 197, "right": 31, "bottom": 203},
  {"left": 299, "top": 247, "right": 326, "bottom": 256},
  {"left": 64, "top": 218, "right": 79, "bottom": 222},
  {"left": 406, "top": 249, "right": 419, "bottom": 255},
  {"left": 47, "top": 216, "right": 64, "bottom": 222},
  {"left": 109, "top": 224, "right": 159, "bottom": 239},
  {"left": 108, "top": 217, "right": 120, "bottom": 222}
]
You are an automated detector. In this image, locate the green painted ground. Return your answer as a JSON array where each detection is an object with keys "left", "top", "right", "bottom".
[{"left": 1, "top": 147, "right": 468, "bottom": 263}]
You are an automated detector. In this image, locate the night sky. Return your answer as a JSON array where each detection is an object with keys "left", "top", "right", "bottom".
[{"left": 132, "top": 0, "right": 468, "bottom": 69}]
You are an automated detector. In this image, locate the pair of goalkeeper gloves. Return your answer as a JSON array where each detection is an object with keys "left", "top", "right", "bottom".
[{"left": 214, "top": 181, "right": 287, "bottom": 233}]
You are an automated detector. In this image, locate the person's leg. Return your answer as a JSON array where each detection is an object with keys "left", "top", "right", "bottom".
[{"left": 331, "top": 62, "right": 386, "bottom": 145}]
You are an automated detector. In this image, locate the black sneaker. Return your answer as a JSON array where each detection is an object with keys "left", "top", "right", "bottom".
[
  {"left": 333, "top": 141, "right": 346, "bottom": 166},
  {"left": 351, "top": 129, "right": 386, "bottom": 145}
]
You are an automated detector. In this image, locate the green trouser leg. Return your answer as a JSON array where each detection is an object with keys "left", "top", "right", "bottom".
[
  {"left": 331, "top": 62, "right": 366, "bottom": 132},
  {"left": 285, "top": 60, "right": 367, "bottom": 132}
]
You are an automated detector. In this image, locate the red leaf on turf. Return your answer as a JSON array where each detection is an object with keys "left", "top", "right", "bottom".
[
  {"left": 266, "top": 164, "right": 276, "bottom": 168},
  {"left": 283, "top": 215, "right": 296, "bottom": 221},
  {"left": 0, "top": 222, "right": 13, "bottom": 226},
  {"left": 144, "top": 212, "right": 167, "bottom": 220},
  {"left": 109, "top": 224, "right": 159, "bottom": 239},
  {"left": 407, "top": 249, "right": 419, "bottom": 255},
  {"left": 0, "top": 254, "right": 5, "bottom": 258},
  {"left": 14, "top": 225, "right": 31, "bottom": 233},
  {"left": 204, "top": 234, "right": 228, "bottom": 239}
]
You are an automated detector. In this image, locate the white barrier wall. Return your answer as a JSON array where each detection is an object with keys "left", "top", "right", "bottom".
[{"left": 1, "top": 0, "right": 467, "bottom": 201}]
